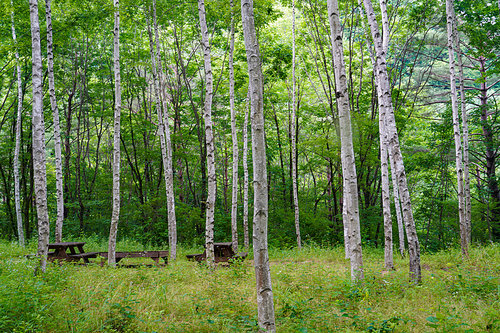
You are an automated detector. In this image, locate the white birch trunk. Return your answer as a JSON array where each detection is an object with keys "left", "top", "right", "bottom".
[
  {"left": 343, "top": 194, "right": 350, "bottom": 259},
  {"left": 362, "top": 0, "right": 421, "bottom": 283},
  {"left": 11, "top": 2, "right": 25, "bottom": 247},
  {"left": 229, "top": 0, "right": 239, "bottom": 254},
  {"left": 30, "top": 0, "right": 50, "bottom": 273},
  {"left": 108, "top": 0, "right": 121, "bottom": 266},
  {"left": 242, "top": 0, "right": 276, "bottom": 330},
  {"left": 378, "top": 0, "right": 389, "bottom": 54},
  {"left": 380, "top": 119, "right": 394, "bottom": 270},
  {"left": 446, "top": 0, "right": 467, "bottom": 258},
  {"left": 45, "top": 0, "right": 64, "bottom": 243},
  {"left": 374, "top": 0, "right": 394, "bottom": 268},
  {"left": 198, "top": 0, "right": 216, "bottom": 267},
  {"left": 327, "top": 0, "right": 364, "bottom": 282},
  {"left": 453, "top": 7, "right": 471, "bottom": 246},
  {"left": 390, "top": 149, "right": 405, "bottom": 258},
  {"left": 359, "top": 0, "right": 403, "bottom": 262},
  {"left": 153, "top": 0, "right": 177, "bottom": 261},
  {"left": 291, "top": 0, "right": 301, "bottom": 250},
  {"left": 243, "top": 92, "right": 250, "bottom": 249}
]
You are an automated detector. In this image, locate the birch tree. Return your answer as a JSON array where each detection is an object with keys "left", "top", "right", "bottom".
[
  {"left": 198, "top": 0, "right": 216, "bottom": 267},
  {"left": 291, "top": 0, "right": 301, "bottom": 250},
  {"left": 243, "top": 92, "right": 250, "bottom": 249},
  {"left": 229, "top": 0, "right": 239, "bottom": 253},
  {"left": 327, "top": 0, "right": 364, "bottom": 282},
  {"left": 45, "top": 0, "right": 64, "bottom": 243},
  {"left": 378, "top": 0, "right": 394, "bottom": 269},
  {"left": 242, "top": 0, "right": 276, "bottom": 330},
  {"left": 446, "top": 0, "right": 467, "bottom": 258},
  {"left": 390, "top": 153, "right": 405, "bottom": 258},
  {"left": 362, "top": 0, "right": 422, "bottom": 283},
  {"left": 30, "top": 0, "right": 50, "bottom": 273},
  {"left": 11, "top": 1, "right": 24, "bottom": 248},
  {"left": 153, "top": 0, "right": 177, "bottom": 260},
  {"left": 108, "top": 0, "right": 121, "bottom": 266},
  {"left": 453, "top": 7, "right": 472, "bottom": 245}
]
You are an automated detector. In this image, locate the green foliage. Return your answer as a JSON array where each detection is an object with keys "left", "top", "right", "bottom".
[{"left": 1, "top": 241, "right": 500, "bottom": 332}]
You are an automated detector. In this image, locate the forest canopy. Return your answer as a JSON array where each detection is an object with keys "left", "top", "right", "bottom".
[{"left": 0, "top": 0, "right": 499, "bottom": 252}]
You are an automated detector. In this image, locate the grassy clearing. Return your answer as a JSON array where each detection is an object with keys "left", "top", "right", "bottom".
[{"left": 1, "top": 240, "right": 499, "bottom": 332}]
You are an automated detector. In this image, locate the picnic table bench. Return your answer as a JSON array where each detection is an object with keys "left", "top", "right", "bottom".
[
  {"left": 47, "top": 242, "right": 99, "bottom": 264},
  {"left": 186, "top": 242, "right": 247, "bottom": 264},
  {"left": 99, "top": 251, "right": 169, "bottom": 266}
]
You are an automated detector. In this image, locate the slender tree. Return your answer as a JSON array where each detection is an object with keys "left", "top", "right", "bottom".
[
  {"left": 242, "top": 0, "right": 276, "bottom": 330},
  {"left": 327, "top": 0, "right": 364, "bottom": 282},
  {"left": 153, "top": 0, "right": 177, "bottom": 260},
  {"left": 30, "top": 0, "right": 50, "bottom": 273},
  {"left": 377, "top": 0, "right": 394, "bottom": 269},
  {"left": 108, "top": 0, "right": 121, "bottom": 266},
  {"left": 243, "top": 91, "right": 250, "bottom": 249},
  {"left": 198, "top": 0, "right": 216, "bottom": 267},
  {"left": 229, "top": 0, "right": 239, "bottom": 253},
  {"left": 11, "top": 0, "right": 25, "bottom": 247},
  {"left": 45, "top": 0, "right": 64, "bottom": 243},
  {"left": 446, "top": 0, "right": 467, "bottom": 258},
  {"left": 453, "top": 7, "right": 472, "bottom": 245},
  {"left": 362, "top": 0, "right": 422, "bottom": 283},
  {"left": 291, "top": 0, "right": 301, "bottom": 250}
]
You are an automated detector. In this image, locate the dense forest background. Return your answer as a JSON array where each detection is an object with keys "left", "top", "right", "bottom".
[{"left": 0, "top": 0, "right": 499, "bottom": 251}]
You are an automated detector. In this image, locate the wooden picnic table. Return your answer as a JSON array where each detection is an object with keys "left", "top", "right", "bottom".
[
  {"left": 47, "top": 242, "right": 99, "bottom": 264},
  {"left": 186, "top": 242, "right": 247, "bottom": 264},
  {"left": 99, "top": 251, "right": 169, "bottom": 266}
]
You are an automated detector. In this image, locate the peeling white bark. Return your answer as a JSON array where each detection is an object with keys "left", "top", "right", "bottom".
[
  {"left": 292, "top": 0, "right": 301, "bottom": 250},
  {"left": 446, "top": 0, "right": 467, "bottom": 258},
  {"left": 453, "top": 6, "right": 471, "bottom": 246},
  {"left": 243, "top": 91, "right": 250, "bottom": 249},
  {"left": 327, "top": 0, "right": 364, "bottom": 282},
  {"left": 198, "top": 0, "right": 216, "bottom": 267},
  {"left": 45, "top": 0, "right": 64, "bottom": 243},
  {"left": 362, "top": 0, "right": 421, "bottom": 283},
  {"left": 30, "top": 0, "right": 49, "bottom": 273},
  {"left": 152, "top": 0, "right": 177, "bottom": 261},
  {"left": 108, "top": 0, "right": 121, "bottom": 266},
  {"left": 242, "top": 0, "right": 276, "bottom": 330},
  {"left": 230, "top": 0, "right": 239, "bottom": 254},
  {"left": 11, "top": 1, "right": 24, "bottom": 248}
]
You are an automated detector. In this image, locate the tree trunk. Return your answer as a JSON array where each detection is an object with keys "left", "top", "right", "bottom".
[
  {"left": 479, "top": 57, "right": 500, "bottom": 239},
  {"left": 11, "top": 2, "right": 25, "bottom": 247},
  {"left": 327, "top": 0, "right": 364, "bottom": 282},
  {"left": 243, "top": 91, "right": 250, "bottom": 249},
  {"left": 380, "top": 119, "right": 394, "bottom": 270},
  {"left": 108, "top": 0, "right": 121, "bottom": 266},
  {"left": 229, "top": 0, "right": 239, "bottom": 254},
  {"left": 453, "top": 10, "right": 472, "bottom": 245},
  {"left": 390, "top": 149, "right": 405, "bottom": 258},
  {"left": 375, "top": 0, "right": 394, "bottom": 268},
  {"left": 198, "top": 0, "right": 216, "bottom": 267},
  {"left": 241, "top": 0, "right": 276, "bottom": 330},
  {"left": 30, "top": 0, "right": 50, "bottom": 274},
  {"left": 446, "top": 0, "right": 467, "bottom": 258},
  {"left": 291, "top": 0, "right": 301, "bottom": 250},
  {"left": 362, "top": 0, "right": 421, "bottom": 283},
  {"left": 152, "top": 0, "right": 177, "bottom": 260},
  {"left": 45, "top": 0, "right": 64, "bottom": 243}
]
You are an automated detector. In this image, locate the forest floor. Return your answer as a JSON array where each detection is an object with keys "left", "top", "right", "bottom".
[{"left": 1, "top": 239, "right": 499, "bottom": 332}]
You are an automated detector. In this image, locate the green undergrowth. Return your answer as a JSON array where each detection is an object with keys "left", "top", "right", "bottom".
[{"left": 0, "top": 240, "right": 499, "bottom": 332}]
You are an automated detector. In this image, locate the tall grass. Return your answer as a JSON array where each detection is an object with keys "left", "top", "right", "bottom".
[{"left": 1, "top": 239, "right": 498, "bottom": 332}]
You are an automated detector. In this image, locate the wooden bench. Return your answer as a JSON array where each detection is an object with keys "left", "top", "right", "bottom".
[
  {"left": 186, "top": 242, "right": 248, "bottom": 264},
  {"left": 99, "top": 251, "right": 169, "bottom": 266}
]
